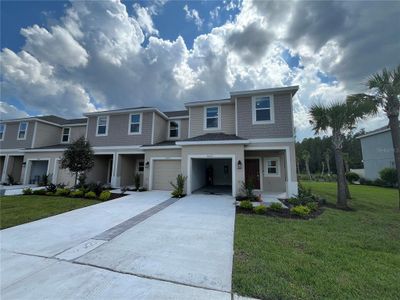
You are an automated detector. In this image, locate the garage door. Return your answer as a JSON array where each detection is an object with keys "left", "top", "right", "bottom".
[{"left": 152, "top": 160, "right": 181, "bottom": 190}]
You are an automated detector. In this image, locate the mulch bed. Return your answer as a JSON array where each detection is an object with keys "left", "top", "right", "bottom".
[{"left": 236, "top": 205, "right": 325, "bottom": 220}]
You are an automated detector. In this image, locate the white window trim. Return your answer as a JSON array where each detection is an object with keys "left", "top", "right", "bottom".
[
  {"left": 264, "top": 156, "right": 280, "bottom": 177},
  {"left": 252, "top": 95, "right": 275, "bottom": 125},
  {"left": 17, "top": 122, "right": 28, "bottom": 140},
  {"left": 0, "top": 124, "right": 6, "bottom": 141},
  {"left": 128, "top": 112, "right": 142, "bottom": 135},
  {"left": 96, "top": 116, "right": 109, "bottom": 137},
  {"left": 60, "top": 127, "right": 71, "bottom": 144},
  {"left": 203, "top": 105, "right": 221, "bottom": 130},
  {"left": 168, "top": 120, "right": 181, "bottom": 139}
]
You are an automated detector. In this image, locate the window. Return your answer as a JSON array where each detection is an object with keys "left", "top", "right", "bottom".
[
  {"left": 137, "top": 160, "right": 144, "bottom": 173},
  {"left": 204, "top": 106, "right": 220, "bottom": 129},
  {"left": 17, "top": 122, "right": 28, "bottom": 140},
  {"left": 129, "top": 113, "right": 141, "bottom": 134},
  {"left": 61, "top": 127, "right": 71, "bottom": 143},
  {"left": 169, "top": 120, "right": 180, "bottom": 138},
  {"left": 0, "top": 124, "right": 5, "bottom": 141},
  {"left": 264, "top": 157, "right": 280, "bottom": 177},
  {"left": 96, "top": 116, "right": 108, "bottom": 136},
  {"left": 252, "top": 96, "right": 274, "bottom": 124}
]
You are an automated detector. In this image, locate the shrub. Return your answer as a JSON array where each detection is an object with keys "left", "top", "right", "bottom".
[
  {"left": 77, "top": 173, "right": 87, "bottom": 189},
  {"left": 7, "top": 174, "right": 16, "bottom": 185},
  {"left": 306, "top": 202, "right": 319, "bottom": 212},
  {"left": 170, "top": 174, "right": 186, "bottom": 198},
  {"left": 254, "top": 205, "right": 267, "bottom": 214},
  {"left": 268, "top": 202, "right": 283, "bottom": 212},
  {"left": 134, "top": 173, "right": 141, "bottom": 190},
  {"left": 345, "top": 172, "right": 360, "bottom": 183},
  {"left": 46, "top": 192, "right": 55, "bottom": 196},
  {"left": 22, "top": 187, "right": 32, "bottom": 195},
  {"left": 99, "top": 190, "right": 111, "bottom": 201},
  {"left": 87, "top": 183, "right": 103, "bottom": 196},
  {"left": 55, "top": 188, "right": 70, "bottom": 196},
  {"left": 39, "top": 174, "right": 50, "bottom": 186},
  {"left": 291, "top": 205, "right": 311, "bottom": 217},
  {"left": 70, "top": 190, "right": 84, "bottom": 198},
  {"left": 379, "top": 168, "right": 397, "bottom": 187},
  {"left": 32, "top": 189, "right": 47, "bottom": 195},
  {"left": 240, "top": 179, "right": 255, "bottom": 198},
  {"left": 46, "top": 183, "right": 57, "bottom": 193},
  {"left": 373, "top": 178, "right": 386, "bottom": 187},
  {"left": 138, "top": 187, "right": 147, "bottom": 192},
  {"left": 239, "top": 200, "right": 253, "bottom": 210},
  {"left": 287, "top": 197, "right": 302, "bottom": 206},
  {"left": 84, "top": 191, "right": 97, "bottom": 199}
]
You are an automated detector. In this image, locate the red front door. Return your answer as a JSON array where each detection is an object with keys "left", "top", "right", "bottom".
[{"left": 245, "top": 159, "right": 260, "bottom": 189}]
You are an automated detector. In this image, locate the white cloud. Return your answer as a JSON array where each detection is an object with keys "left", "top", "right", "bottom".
[
  {"left": 133, "top": 3, "right": 159, "bottom": 36},
  {"left": 0, "top": 102, "right": 29, "bottom": 120},
  {"left": 183, "top": 5, "right": 203, "bottom": 30}
]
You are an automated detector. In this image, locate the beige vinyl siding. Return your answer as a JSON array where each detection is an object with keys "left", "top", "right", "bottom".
[
  {"left": 33, "top": 122, "right": 61, "bottom": 148},
  {"left": 0, "top": 121, "right": 35, "bottom": 149},
  {"left": 237, "top": 92, "right": 294, "bottom": 139},
  {"left": 153, "top": 113, "right": 167, "bottom": 144},
  {"left": 189, "top": 103, "right": 235, "bottom": 138},
  {"left": 86, "top": 112, "right": 153, "bottom": 146},
  {"left": 152, "top": 160, "right": 181, "bottom": 190},
  {"left": 180, "top": 119, "right": 189, "bottom": 139},
  {"left": 69, "top": 125, "right": 86, "bottom": 142}
]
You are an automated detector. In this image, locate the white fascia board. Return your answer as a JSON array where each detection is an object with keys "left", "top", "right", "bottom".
[
  {"left": 247, "top": 138, "right": 295, "bottom": 143},
  {"left": 24, "top": 148, "right": 65, "bottom": 153},
  {"left": 168, "top": 116, "right": 189, "bottom": 120},
  {"left": 84, "top": 107, "right": 169, "bottom": 120},
  {"left": 0, "top": 148, "right": 25, "bottom": 154},
  {"left": 176, "top": 140, "right": 249, "bottom": 146},
  {"left": 184, "top": 99, "right": 232, "bottom": 108},
  {"left": 230, "top": 85, "right": 299, "bottom": 97},
  {"left": 92, "top": 145, "right": 142, "bottom": 150},
  {"left": 141, "top": 145, "right": 181, "bottom": 150}
]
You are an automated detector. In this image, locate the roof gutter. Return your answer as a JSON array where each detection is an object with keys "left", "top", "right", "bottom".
[{"left": 176, "top": 140, "right": 250, "bottom": 146}]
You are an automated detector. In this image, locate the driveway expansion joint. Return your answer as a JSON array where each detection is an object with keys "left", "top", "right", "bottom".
[{"left": 93, "top": 197, "right": 179, "bottom": 241}]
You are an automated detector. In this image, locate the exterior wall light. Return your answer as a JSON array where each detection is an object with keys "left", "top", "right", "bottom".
[
  {"left": 145, "top": 161, "right": 150, "bottom": 168},
  {"left": 237, "top": 160, "right": 242, "bottom": 169}
]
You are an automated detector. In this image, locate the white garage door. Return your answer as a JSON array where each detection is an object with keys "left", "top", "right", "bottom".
[{"left": 152, "top": 160, "right": 181, "bottom": 190}]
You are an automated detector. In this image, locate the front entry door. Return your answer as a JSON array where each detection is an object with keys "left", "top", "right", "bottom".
[{"left": 245, "top": 159, "right": 260, "bottom": 189}]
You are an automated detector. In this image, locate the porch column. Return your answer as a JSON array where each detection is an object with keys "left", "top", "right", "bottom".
[
  {"left": 285, "top": 148, "right": 298, "bottom": 197},
  {"left": 1, "top": 155, "right": 9, "bottom": 183},
  {"left": 111, "top": 153, "right": 120, "bottom": 187}
]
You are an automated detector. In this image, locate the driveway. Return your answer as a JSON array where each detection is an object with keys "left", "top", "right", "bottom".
[{"left": 1, "top": 192, "right": 236, "bottom": 299}]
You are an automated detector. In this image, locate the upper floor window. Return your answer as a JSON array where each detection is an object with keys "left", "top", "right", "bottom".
[
  {"left": 169, "top": 120, "right": 180, "bottom": 138},
  {"left": 17, "top": 122, "right": 28, "bottom": 140},
  {"left": 252, "top": 96, "right": 274, "bottom": 124},
  {"left": 204, "top": 106, "right": 220, "bottom": 130},
  {"left": 129, "top": 113, "right": 141, "bottom": 134},
  {"left": 0, "top": 124, "right": 5, "bottom": 141},
  {"left": 96, "top": 116, "right": 108, "bottom": 136},
  {"left": 61, "top": 127, "right": 71, "bottom": 143},
  {"left": 264, "top": 157, "right": 280, "bottom": 177}
]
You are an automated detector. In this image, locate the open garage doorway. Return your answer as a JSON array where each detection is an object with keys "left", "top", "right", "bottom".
[{"left": 190, "top": 157, "right": 233, "bottom": 195}]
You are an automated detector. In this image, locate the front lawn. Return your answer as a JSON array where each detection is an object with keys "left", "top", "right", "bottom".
[
  {"left": 233, "top": 182, "right": 399, "bottom": 299},
  {"left": 0, "top": 195, "right": 101, "bottom": 229}
]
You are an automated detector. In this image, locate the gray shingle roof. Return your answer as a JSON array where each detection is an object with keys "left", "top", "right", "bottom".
[
  {"left": 180, "top": 133, "right": 246, "bottom": 142},
  {"left": 141, "top": 141, "right": 177, "bottom": 147},
  {"left": 26, "top": 144, "right": 69, "bottom": 150},
  {"left": 163, "top": 110, "right": 189, "bottom": 118}
]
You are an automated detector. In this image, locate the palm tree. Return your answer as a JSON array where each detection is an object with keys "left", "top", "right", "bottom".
[
  {"left": 302, "top": 150, "right": 312, "bottom": 180},
  {"left": 324, "top": 149, "right": 331, "bottom": 175},
  {"left": 309, "top": 100, "right": 376, "bottom": 208},
  {"left": 348, "top": 65, "right": 400, "bottom": 208}
]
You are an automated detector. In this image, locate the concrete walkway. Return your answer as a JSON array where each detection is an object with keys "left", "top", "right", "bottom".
[{"left": 1, "top": 192, "right": 236, "bottom": 299}]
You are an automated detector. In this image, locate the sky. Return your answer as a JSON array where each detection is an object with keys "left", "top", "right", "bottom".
[{"left": 1, "top": 0, "right": 399, "bottom": 140}]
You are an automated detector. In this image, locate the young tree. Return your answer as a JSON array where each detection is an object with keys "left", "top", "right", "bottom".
[
  {"left": 309, "top": 100, "right": 376, "bottom": 208},
  {"left": 348, "top": 65, "right": 400, "bottom": 208},
  {"left": 302, "top": 150, "right": 312, "bottom": 180},
  {"left": 61, "top": 137, "right": 95, "bottom": 186}
]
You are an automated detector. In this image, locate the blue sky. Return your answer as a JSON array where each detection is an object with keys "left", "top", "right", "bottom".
[{"left": 1, "top": 0, "right": 398, "bottom": 140}]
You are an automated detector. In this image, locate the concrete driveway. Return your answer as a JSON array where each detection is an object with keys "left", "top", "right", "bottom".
[{"left": 1, "top": 192, "right": 236, "bottom": 299}]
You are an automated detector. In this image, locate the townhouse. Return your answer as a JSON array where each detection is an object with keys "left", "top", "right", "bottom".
[{"left": 0, "top": 86, "right": 299, "bottom": 197}]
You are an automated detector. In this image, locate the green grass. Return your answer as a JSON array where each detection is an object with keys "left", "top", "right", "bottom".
[
  {"left": 0, "top": 195, "right": 101, "bottom": 229},
  {"left": 233, "top": 182, "right": 399, "bottom": 300}
]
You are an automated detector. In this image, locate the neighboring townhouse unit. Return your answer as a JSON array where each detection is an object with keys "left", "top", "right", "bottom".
[
  {"left": 358, "top": 125, "right": 397, "bottom": 180},
  {"left": 0, "top": 85, "right": 299, "bottom": 197},
  {"left": 0, "top": 116, "right": 87, "bottom": 186}
]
